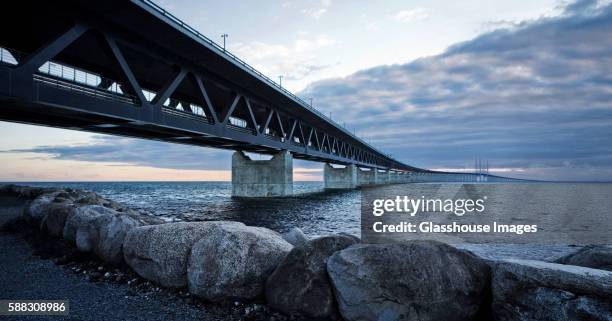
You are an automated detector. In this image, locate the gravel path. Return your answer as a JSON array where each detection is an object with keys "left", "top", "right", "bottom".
[{"left": 0, "top": 231, "right": 235, "bottom": 321}]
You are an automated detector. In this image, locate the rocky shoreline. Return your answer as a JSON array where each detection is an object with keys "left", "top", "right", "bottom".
[{"left": 1, "top": 184, "right": 611, "bottom": 321}]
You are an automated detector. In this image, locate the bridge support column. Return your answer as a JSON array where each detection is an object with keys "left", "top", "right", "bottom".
[
  {"left": 232, "top": 150, "right": 292, "bottom": 197},
  {"left": 357, "top": 167, "right": 378, "bottom": 186},
  {"left": 390, "top": 171, "right": 399, "bottom": 184},
  {"left": 324, "top": 163, "right": 357, "bottom": 189},
  {"left": 376, "top": 170, "right": 390, "bottom": 184}
]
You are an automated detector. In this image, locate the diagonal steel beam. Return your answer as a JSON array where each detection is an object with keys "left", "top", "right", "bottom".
[
  {"left": 244, "top": 98, "right": 259, "bottom": 136},
  {"left": 331, "top": 137, "right": 337, "bottom": 154},
  {"left": 105, "top": 36, "right": 147, "bottom": 105},
  {"left": 275, "top": 112, "right": 286, "bottom": 138},
  {"left": 288, "top": 119, "right": 297, "bottom": 142},
  {"left": 307, "top": 127, "right": 314, "bottom": 148},
  {"left": 260, "top": 108, "right": 273, "bottom": 134},
  {"left": 297, "top": 122, "right": 305, "bottom": 145},
  {"left": 152, "top": 68, "right": 187, "bottom": 107},
  {"left": 18, "top": 24, "right": 89, "bottom": 73},
  {"left": 313, "top": 129, "right": 321, "bottom": 150},
  {"left": 194, "top": 75, "right": 219, "bottom": 124},
  {"left": 321, "top": 134, "right": 328, "bottom": 153},
  {"left": 222, "top": 94, "right": 241, "bottom": 125}
]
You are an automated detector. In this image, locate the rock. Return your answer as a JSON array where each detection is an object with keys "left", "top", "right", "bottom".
[
  {"left": 337, "top": 232, "right": 360, "bottom": 243},
  {"left": 95, "top": 213, "right": 163, "bottom": 265},
  {"left": 63, "top": 205, "right": 117, "bottom": 243},
  {"left": 556, "top": 245, "right": 612, "bottom": 272},
  {"left": 40, "top": 202, "right": 76, "bottom": 237},
  {"left": 266, "top": 234, "right": 357, "bottom": 319},
  {"left": 124, "top": 221, "right": 244, "bottom": 288},
  {"left": 187, "top": 224, "right": 292, "bottom": 302},
  {"left": 21, "top": 187, "right": 129, "bottom": 238},
  {"left": 281, "top": 227, "right": 308, "bottom": 246},
  {"left": 23, "top": 190, "right": 63, "bottom": 222},
  {"left": 0, "top": 184, "right": 58, "bottom": 199},
  {"left": 492, "top": 259, "right": 612, "bottom": 321},
  {"left": 327, "top": 241, "right": 491, "bottom": 321}
]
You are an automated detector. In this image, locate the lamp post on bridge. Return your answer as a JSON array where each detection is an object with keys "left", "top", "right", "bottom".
[
  {"left": 278, "top": 75, "right": 283, "bottom": 88},
  {"left": 221, "top": 34, "right": 228, "bottom": 52}
]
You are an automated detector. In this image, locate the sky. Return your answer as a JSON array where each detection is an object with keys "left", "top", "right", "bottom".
[{"left": 1, "top": 0, "right": 612, "bottom": 181}]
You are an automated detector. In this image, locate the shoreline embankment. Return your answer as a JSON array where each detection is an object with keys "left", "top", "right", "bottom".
[{"left": 1, "top": 184, "right": 611, "bottom": 321}]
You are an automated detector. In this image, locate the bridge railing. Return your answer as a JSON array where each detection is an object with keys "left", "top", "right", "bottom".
[
  {"left": 1, "top": 46, "right": 138, "bottom": 105},
  {"left": 33, "top": 74, "right": 137, "bottom": 105},
  {"left": 137, "top": 0, "right": 389, "bottom": 158}
]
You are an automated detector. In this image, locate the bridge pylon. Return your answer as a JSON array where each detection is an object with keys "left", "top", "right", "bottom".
[{"left": 231, "top": 150, "right": 293, "bottom": 197}]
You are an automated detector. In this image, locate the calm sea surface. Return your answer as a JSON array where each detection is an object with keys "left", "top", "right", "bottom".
[{"left": 9, "top": 181, "right": 611, "bottom": 260}]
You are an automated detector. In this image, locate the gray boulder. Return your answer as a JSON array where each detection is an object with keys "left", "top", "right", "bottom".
[
  {"left": 74, "top": 209, "right": 117, "bottom": 253},
  {"left": 63, "top": 205, "right": 117, "bottom": 243},
  {"left": 124, "top": 221, "right": 244, "bottom": 288},
  {"left": 23, "top": 191, "right": 63, "bottom": 222},
  {"left": 556, "top": 245, "right": 612, "bottom": 272},
  {"left": 281, "top": 227, "right": 308, "bottom": 246},
  {"left": 95, "top": 213, "right": 163, "bottom": 264},
  {"left": 327, "top": 241, "right": 491, "bottom": 321},
  {"left": 266, "top": 234, "right": 357, "bottom": 319},
  {"left": 492, "top": 259, "right": 612, "bottom": 321},
  {"left": 63, "top": 204, "right": 162, "bottom": 264},
  {"left": 40, "top": 202, "right": 76, "bottom": 237},
  {"left": 337, "top": 232, "right": 360, "bottom": 243},
  {"left": 188, "top": 224, "right": 292, "bottom": 302}
]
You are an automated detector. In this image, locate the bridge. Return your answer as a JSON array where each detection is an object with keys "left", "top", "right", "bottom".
[{"left": 0, "top": 0, "right": 520, "bottom": 197}]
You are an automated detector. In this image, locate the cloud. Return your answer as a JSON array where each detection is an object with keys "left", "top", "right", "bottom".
[
  {"left": 7, "top": 0, "right": 612, "bottom": 181},
  {"left": 8, "top": 136, "right": 232, "bottom": 171},
  {"left": 232, "top": 34, "right": 336, "bottom": 82},
  {"left": 5, "top": 135, "right": 324, "bottom": 180},
  {"left": 394, "top": 8, "right": 429, "bottom": 23},
  {"left": 300, "top": 0, "right": 612, "bottom": 181},
  {"left": 301, "top": 0, "right": 332, "bottom": 19}
]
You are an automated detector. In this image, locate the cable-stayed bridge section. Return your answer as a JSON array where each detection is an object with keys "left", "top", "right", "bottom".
[{"left": 0, "top": 0, "right": 519, "bottom": 197}]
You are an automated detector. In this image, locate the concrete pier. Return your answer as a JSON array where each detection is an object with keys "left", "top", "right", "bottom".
[
  {"left": 324, "top": 163, "right": 357, "bottom": 189},
  {"left": 376, "top": 170, "right": 390, "bottom": 184},
  {"left": 357, "top": 167, "right": 378, "bottom": 186},
  {"left": 232, "top": 150, "right": 292, "bottom": 197}
]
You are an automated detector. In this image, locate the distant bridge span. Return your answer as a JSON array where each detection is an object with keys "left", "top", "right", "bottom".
[{"left": 0, "top": 0, "right": 518, "bottom": 196}]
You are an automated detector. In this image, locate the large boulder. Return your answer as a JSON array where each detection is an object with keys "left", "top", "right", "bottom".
[
  {"left": 188, "top": 224, "right": 293, "bottom": 302},
  {"left": 61, "top": 203, "right": 162, "bottom": 264},
  {"left": 556, "top": 245, "right": 612, "bottom": 272},
  {"left": 492, "top": 259, "right": 612, "bottom": 321},
  {"left": 281, "top": 227, "right": 309, "bottom": 246},
  {"left": 82, "top": 210, "right": 162, "bottom": 264},
  {"left": 95, "top": 213, "right": 163, "bottom": 264},
  {"left": 40, "top": 202, "right": 76, "bottom": 237},
  {"left": 266, "top": 234, "right": 357, "bottom": 319},
  {"left": 23, "top": 188, "right": 125, "bottom": 234},
  {"left": 327, "top": 241, "right": 491, "bottom": 321},
  {"left": 124, "top": 221, "right": 244, "bottom": 288},
  {"left": 23, "top": 190, "right": 63, "bottom": 222},
  {"left": 63, "top": 205, "right": 117, "bottom": 243}
]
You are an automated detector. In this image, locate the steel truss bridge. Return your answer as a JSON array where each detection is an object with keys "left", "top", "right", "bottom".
[{"left": 0, "top": 0, "right": 518, "bottom": 182}]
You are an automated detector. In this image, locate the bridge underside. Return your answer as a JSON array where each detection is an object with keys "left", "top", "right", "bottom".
[
  {"left": 0, "top": 0, "right": 520, "bottom": 197},
  {"left": 0, "top": 0, "right": 417, "bottom": 170}
]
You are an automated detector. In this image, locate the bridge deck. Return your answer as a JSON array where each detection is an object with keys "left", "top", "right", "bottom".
[{"left": 1, "top": 0, "right": 432, "bottom": 171}]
